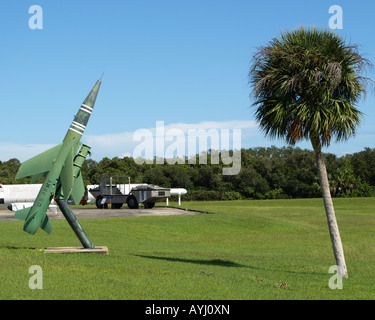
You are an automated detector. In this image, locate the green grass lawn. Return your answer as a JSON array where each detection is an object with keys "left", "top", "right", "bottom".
[{"left": 1, "top": 197, "right": 375, "bottom": 299}]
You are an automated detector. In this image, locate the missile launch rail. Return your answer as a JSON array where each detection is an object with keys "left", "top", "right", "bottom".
[{"left": 89, "top": 176, "right": 171, "bottom": 209}]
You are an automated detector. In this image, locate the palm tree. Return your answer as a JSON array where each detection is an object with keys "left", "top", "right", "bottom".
[{"left": 249, "top": 27, "right": 373, "bottom": 278}]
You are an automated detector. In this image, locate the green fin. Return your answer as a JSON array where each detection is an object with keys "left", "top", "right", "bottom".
[
  {"left": 13, "top": 207, "right": 31, "bottom": 220},
  {"left": 16, "top": 143, "right": 63, "bottom": 179},
  {"left": 41, "top": 215, "right": 53, "bottom": 234},
  {"left": 71, "top": 173, "right": 85, "bottom": 206},
  {"left": 30, "top": 172, "right": 46, "bottom": 183}
]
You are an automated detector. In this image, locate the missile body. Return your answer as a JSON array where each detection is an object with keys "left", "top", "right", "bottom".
[{"left": 14, "top": 80, "right": 101, "bottom": 239}]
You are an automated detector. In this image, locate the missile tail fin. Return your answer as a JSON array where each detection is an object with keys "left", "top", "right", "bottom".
[
  {"left": 41, "top": 215, "right": 53, "bottom": 234},
  {"left": 71, "top": 173, "right": 85, "bottom": 206},
  {"left": 14, "top": 207, "right": 31, "bottom": 220},
  {"left": 15, "top": 143, "right": 63, "bottom": 180}
]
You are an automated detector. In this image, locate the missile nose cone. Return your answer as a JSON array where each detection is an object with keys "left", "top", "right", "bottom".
[
  {"left": 82, "top": 79, "right": 101, "bottom": 108},
  {"left": 68, "top": 79, "right": 102, "bottom": 136}
]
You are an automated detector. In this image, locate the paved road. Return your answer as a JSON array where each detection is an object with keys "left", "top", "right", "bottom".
[{"left": 0, "top": 206, "right": 198, "bottom": 222}]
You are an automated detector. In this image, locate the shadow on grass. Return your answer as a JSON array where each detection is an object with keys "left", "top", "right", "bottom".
[
  {"left": 0, "top": 246, "right": 38, "bottom": 250},
  {"left": 132, "top": 254, "right": 326, "bottom": 276},
  {"left": 133, "top": 254, "right": 248, "bottom": 268}
]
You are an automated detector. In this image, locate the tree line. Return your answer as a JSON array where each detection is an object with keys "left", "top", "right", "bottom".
[{"left": 1, "top": 146, "right": 374, "bottom": 201}]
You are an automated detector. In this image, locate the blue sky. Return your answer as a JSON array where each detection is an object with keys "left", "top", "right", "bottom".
[{"left": 0, "top": 0, "right": 374, "bottom": 162}]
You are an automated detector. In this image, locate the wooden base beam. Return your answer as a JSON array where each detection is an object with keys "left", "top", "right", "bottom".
[{"left": 44, "top": 246, "right": 109, "bottom": 255}]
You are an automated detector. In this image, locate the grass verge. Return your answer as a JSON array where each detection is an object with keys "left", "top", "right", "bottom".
[{"left": 0, "top": 197, "right": 374, "bottom": 299}]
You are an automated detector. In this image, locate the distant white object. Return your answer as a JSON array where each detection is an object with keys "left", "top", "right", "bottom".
[
  {"left": 0, "top": 184, "right": 47, "bottom": 211},
  {"left": 8, "top": 202, "right": 58, "bottom": 213},
  {"left": 170, "top": 188, "right": 187, "bottom": 196},
  {"left": 0, "top": 183, "right": 89, "bottom": 212},
  {"left": 168, "top": 188, "right": 187, "bottom": 206},
  {"left": 0, "top": 184, "right": 42, "bottom": 207}
]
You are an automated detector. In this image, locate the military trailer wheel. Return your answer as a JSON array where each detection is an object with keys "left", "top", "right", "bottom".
[
  {"left": 96, "top": 196, "right": 108, "bottom": 209},
  {"left": 127, "top": 196, "right": 139, "bottom": 209}
]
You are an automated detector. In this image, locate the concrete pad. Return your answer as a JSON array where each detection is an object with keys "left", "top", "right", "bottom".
[
  {"left": 0, "top": 206, "right": 200, "bottom": 222},
  {"left": 44, "top": 246, "right": 109, "bottom": 255},
  {"left": 65, "top": 206, "right": 198, "bottom": 220}
]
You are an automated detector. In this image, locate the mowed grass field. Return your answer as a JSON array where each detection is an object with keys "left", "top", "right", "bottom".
[{"left": 0, "top": 197, "right": 375, "bottom": 300}]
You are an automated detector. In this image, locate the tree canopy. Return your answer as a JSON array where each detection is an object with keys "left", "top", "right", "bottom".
[
  {"left": 249, "top": 27, "right": 372, "bottom": 147},
  {"left": 1, "top": 146, "right": 374, "bottom": 201}
]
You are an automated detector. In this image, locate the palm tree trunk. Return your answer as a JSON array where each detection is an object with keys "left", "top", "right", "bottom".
[{"left": 310, "top": 135, "right": 348, "bottom": 278}]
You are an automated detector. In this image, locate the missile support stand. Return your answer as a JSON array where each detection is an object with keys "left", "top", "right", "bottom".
[{"left": 56, "top": 199, "right": 95, "bottom": 249}]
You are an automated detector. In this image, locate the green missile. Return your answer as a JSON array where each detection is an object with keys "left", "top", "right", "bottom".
[{"left": 14, "top": 80, "right": 101, "bottom": 236}]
